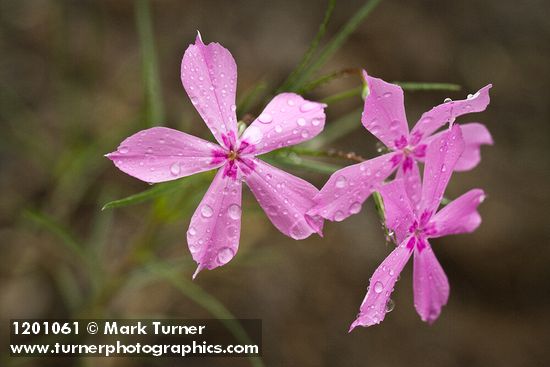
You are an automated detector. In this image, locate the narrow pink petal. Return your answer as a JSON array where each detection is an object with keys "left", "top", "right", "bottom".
[
  {"left": 411, "top": 84, "right": 492, "bottom": 141},
  {"left": 396, "top": 158, "right": 422, "bottom": 211},
  {"left": 242, "top": 158, "right": 323, "bottom": 239},
  {"left": 361, "top": 70, "right": 409, "bottom": 149},
  {"left": 378, "top": 180, "right": 415, "bottom": 245},
  {"left": 420, "top": 125, "right": 465, "bottom": 215},
  {"left": 349, "top": 239, "right": 413, "bottom": 331},
  {"left": 454, "top": 123, "right": 493, "bottom": 171},
  {"left": 181, "top": 34, "right": 238, "bottom": 147},
  {"left": 308, "top": 152, "right": 400, "bottom": 222},
  {"left": 429, "top": 188, "right": 485, "bottom": 237},
  {"left": 240, "top": 93, "right": 326, "bottom": 155},
  {"left": 106, "top": 127, "right": 225, "bottom": 183},
  {"left": 187, "top": 167, "right": 242, "bottom": 278},
  {"left": 413, "top": 242, "right": 449, "bottom": 323}
]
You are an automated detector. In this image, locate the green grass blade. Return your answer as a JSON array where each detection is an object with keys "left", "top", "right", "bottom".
[
  {"left": 278, "top": 0, "right": 336, "bottom": 92},
  {"left": 136, "top": 0, "right": 164, "bottom": 126},
  {"left": 290, "top": 0, "right": 383, "bottom": 90},
  {"left": 304, "top": 108, "right": 363, "bottom": 149},
  {"left": 101, "top": 180, "right": 185, "bottom": 210},
  {"left": 396, "top": 81, "right": 461, "bottom": 91}
]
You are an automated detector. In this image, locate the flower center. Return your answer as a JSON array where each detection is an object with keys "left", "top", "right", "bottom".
[{"left": 228, "top": 150, "right": 238, "bottom": 161}]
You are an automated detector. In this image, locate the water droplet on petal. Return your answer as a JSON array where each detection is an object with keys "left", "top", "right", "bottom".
[
  {"left": 217, "top": 247, "right": 234, "bottom": 265},
  {"left": 201, "top": 205, "right": 214, "bottom": 218},
  {"left": 335, "top": 175, "right": 347, "bottom": 189},
  {"left": 227, "top": 204, "right": 242, "bottom": 220},
  {"left": 311, "top": 118, "right": 322, "bottom": 127},
  {"left": 385, "top": 298, "right": 395, "bottom": 312},
  {"left": 275, "top": 125, "right": 283, "bottom": 133},
  {"left": 297, "top": 117, "right": 306, "bottom": 126},
  {"left": 383, "top": 92, "right": 392, "bottom": 98},
  {"left": 243, "top": 126, "right": 263, "bottom": 144},
  {"left": 300, "top": 102, "right": 317, "bottom": 112},
  {"left": 230, "top": 104, "right": 237, "bottom": 112},
  {"left": 349, "top": 202, "right": 362, "bottom": 214},
  {"left": 118, "top": 146, "right": 129, "bottom": 154},
  {"left": 287, "top": 98, "right": 295, "bottom": 106},
  {"left": 188, "top": 226, "right": 197, "bottom": 237},
  {"left": 441, "top": 164, "right": 447, "bottom": 172},
  {"left": 258, "top": 113, "right": 273, "bottom": 124},
  {"left": 374, "top": 281, "right": 384, "bottom": 294},
  {"left": 170, "top": 162, "right": 181, "bottom": 176},
  {"left": 334, "top": 211, "right": 345, "bottom": 222},
  {"left": 444, "top": 97, "right": 452, "bottom": 103},
  {"left": 301, "top": 130, "right": 309, "bottom": 139}
]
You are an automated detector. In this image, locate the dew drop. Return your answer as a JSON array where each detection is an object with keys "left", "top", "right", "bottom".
[
  {"left": 334, "top": 211, "right": 345, "bottom": 222},
  {"left": 201, "top": 205, "right": 214, "bottom": 218},
  {"left": 188, "top": 226, "right": 197, "bottom": 236},
  {"left": 227, "top": 204, "right": 242, "bottom": 220},
  {"left": 301, "top": 130, "right": 309, "bottom": 139},
  {"left": 311, "top": 118, "right": 322, "bottom": 127},
  {"left": 230, "top": 104, "right": 237, "bottom": 112},
  {"left": 349, "top": 202, "right": 362, "bottom": 214},
  {"left": 385, "top": 298, "right": 395, "bottom": 312},
  {"left": 287, "top": 99, "right": 295, "bottom": 106},
  {"left": 335, "top": 175, "right": 347, "bottom": 189},
  {"left": 441, "top": 164, "right": 447, "bottom": 173},
  {"left": 118, "top": 146, "right": 129, "bottom": 154},
  {"left": 374, "top": 281, "right": 384, "bottom": 294},
  {"left": 217, "top": 247, "right": 234, "bottom": 265},
  {"left": 243, "top": 126, "right": 263, "bottom": 144},
  {"left": 297, "top": 117, "right": 306, "bottom": 126},
  {"left": 170, "top": 162, "right": 181, "bottom": 176},
  {"left": 275, "top": 125, "right": 283, "bottom": 133},
  {"left": 258, "top": 113, "right": 273, "bottom": 124},
  {"left": 289, "top": 222, "right": 308, "bottom": 239},
  {"left": 444, "top": 97, "right": 452, "bottom": 103},
  {"left": 383, "top": 92, "right": 392, "bottom": 98},
  {"left": 300, "top": 102, "right": 317, "bottom": 112}
]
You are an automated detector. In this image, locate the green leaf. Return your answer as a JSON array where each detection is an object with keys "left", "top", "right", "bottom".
[
  {"left": 290, "top": 0, "right": 383, "bottom": 90},
  {"left": 101, "top": 179, "right": 185, "bottom": 211},
  {"left": 136, "top": 0, "right": 164, "bottom": 126},
  {"left": 395, "top": 81, "right": 461, "bottom": 91},
  {"left": 278, "top": 0, "right": 336, "bottom": 92}
]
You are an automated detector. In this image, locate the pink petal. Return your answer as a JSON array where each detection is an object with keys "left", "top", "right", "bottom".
[
  {"left": 106, "top": 127, "right": 225, "bottom": 183},
  {"left": 181, "top": 34, "right": 238, "bottom": 147},
  {"left": 429, "top": 188, "right": 485, "bottom": 237},
  {"left": 378, "top": 180, "right": 415, "bottom": 245},
  {"left": 349, "top": 239, "right": 413, "bottom": 331},
  {"left": 413, "top": 243, "right": 449, "bottom": 323},
  {"left": 187, "top": 167, "right": 242, "bottom": 278},
  {"left": 240, "top": 93, "right": 326, "bottom": 155},
  {"left": 242, "top": 158, "right": 323, "bottom": 239},
  {"left": 308, "top": 152, "right": 400, "bottom": 222},
  {"left": 454, "top": 123, "right": 493, "bottom": 171},
  {"left": 361, "top": 70, "right": 409, "bottom": 149},
  {"left": 411, "top": 84, "right": 492, "bottom": 141},
  {"left": 396, "top": 158, "right": 422, "bottom": 211},
  {"left": 420, "top": 125, "right": 465, "bottom": 215}
]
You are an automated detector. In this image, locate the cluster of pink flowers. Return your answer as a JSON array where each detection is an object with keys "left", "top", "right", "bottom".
[{"left": 107, "top": 35, "right": 492, "bottom": 330}]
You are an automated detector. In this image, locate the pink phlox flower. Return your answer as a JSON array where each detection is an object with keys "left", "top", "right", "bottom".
[
  {"left": 106, "top": 33, "right": 327, "bottom": 278},
  {"left": 308, "top": 69, "right": 492, "bottom": 222},
  {"left": 349, "top": 125, "right": 486, "bottom": 331}
]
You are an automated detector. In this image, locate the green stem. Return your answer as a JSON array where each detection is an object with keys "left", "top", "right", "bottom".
[{"left": 278, "top": 0, "right": 336, "bottom": 92}]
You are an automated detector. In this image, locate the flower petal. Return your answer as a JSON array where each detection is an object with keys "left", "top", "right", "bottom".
[
  {"left": 349, "top": 239, "right": 413, "bottom": 331},
  {"left": 396, "top": 158, "right": 422, "bottom": 211},
  {"left": 411, "top": 84, "right": 492, "bottom": 141},
  {"left": 361, "top": 70, "right": 409, "bottom": 150},
  {"left": 420, "top": 125, "right": 465, "bottom": 215},
  {"left": 308, "top": 153, "right": 400, "bottom": 222},
  {"left": 187, "top": 167, "right": 242, "bottom": 278},
  {"left": 242, "top": 158, "right": 323, "bottom": 239},
  {"left": 454, "top": 123, "right": 493, "bottom": 171},
  {"left": 413, "top": 243, "right": 449, "bottom": 323},
  {"left": 378, "top": 179, "right": 415, "bottom": 245},
  {"left": 429, "top": 188, "right": 485, "bottom": 237},
  {"left": 106, "top": 127, "right": 225, "bottom": 183},
  {"left": 181, "top": 34, "right": 238, "bottom": 147},
  {"left": 240, "top": 93, "right": 326, "bottom": 155}
]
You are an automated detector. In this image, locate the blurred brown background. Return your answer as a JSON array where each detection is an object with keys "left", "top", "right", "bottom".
[{"left": 1, "top": 0, "right": 549, "bottom": 366}]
